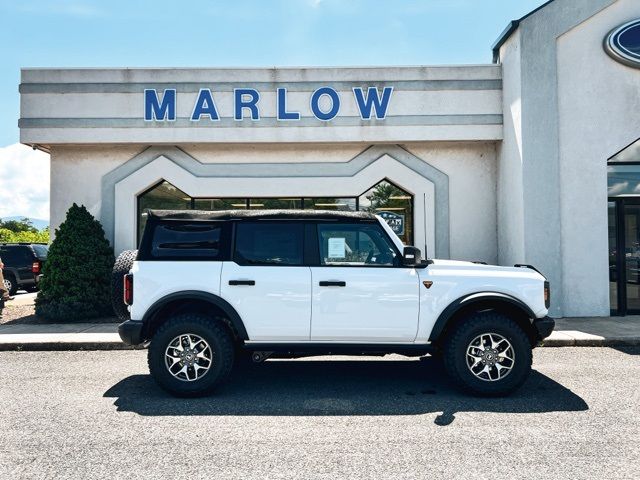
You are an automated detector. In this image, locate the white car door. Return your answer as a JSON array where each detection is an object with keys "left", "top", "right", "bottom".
[
  {"left": 310, "top": 221, "right": 420, "bottom": 342},
  {"left": 220, "top": 221, "right": 311, "bottom": 341}
]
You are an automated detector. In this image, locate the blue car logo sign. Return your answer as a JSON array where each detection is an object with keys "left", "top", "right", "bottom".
[{"left": 605, "top": 19, "right": 640, "bottom": 68}]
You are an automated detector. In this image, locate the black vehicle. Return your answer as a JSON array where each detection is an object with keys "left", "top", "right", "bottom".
[{"left": 0, "top": 243, "right": 48, "bottom": 295}]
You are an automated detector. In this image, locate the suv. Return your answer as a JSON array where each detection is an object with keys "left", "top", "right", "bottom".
[
  {"left": 0, "top": 243, "right": 48, "bottom": 295},
  {"left": 115, "top": 210, "right": 554, "bottom": 397}
]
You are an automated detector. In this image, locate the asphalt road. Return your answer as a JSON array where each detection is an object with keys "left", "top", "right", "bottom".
[{"left": 1, "top": 348, "right": 638, "bottom": 479}]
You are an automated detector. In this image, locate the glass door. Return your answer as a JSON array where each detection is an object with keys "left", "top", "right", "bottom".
[{"left": 609, "top": 198, "right": 640, "bottom": 315}]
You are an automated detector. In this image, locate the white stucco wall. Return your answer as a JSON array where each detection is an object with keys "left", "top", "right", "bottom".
[
  {"left": 49, "top": 145, "right": 144, "bottom": 235},
  {"left": 497, "top": 30, "right": 526, "bottom": 267},
  {"left": 556, "top": 0, "right": 640, "bottom": 315},
  {"left": 49, "top": 142, "right": 497, "bottom": 265},
  {"left": 405, "top": 143, "right": 498, "bottom": 264}
]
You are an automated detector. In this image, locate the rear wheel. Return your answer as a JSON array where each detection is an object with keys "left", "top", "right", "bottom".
[
  {"left": 111, "top": 249, "right": 137, "bottom": 321},
  {"left": 442, "top": 312, "right": 532, "bottom": 396},
  {"left": 148, "top": 313, "right": 235, "bottom": 397},
  {"left": 3, "top": 274, "right": 17, "bottom": 296}
]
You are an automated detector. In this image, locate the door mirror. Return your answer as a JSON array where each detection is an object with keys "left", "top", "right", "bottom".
[{"left": 402, "top": 246, "right": 422, "bottom": 266}]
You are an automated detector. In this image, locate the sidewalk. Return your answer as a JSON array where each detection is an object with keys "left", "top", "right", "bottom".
[{"left": 0, "top": 317, "right": 639, "bottom": 351}]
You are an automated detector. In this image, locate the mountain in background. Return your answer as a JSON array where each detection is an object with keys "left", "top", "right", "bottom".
[{"left": 1, "top": 216, "right": 49, "bottom": 231}]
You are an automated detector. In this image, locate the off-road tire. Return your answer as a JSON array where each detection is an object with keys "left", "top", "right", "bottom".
[
  {"left": 442, "top": 312, "right": 532, "bottom": 397},
  {"left": 3, "top": 274, "right": 17, "bottom": 296},
  {"left": 148, "top": 313, "right": 235, "bottom": 397},
  {"left": 111, "top": 249, "right": 137, "bottom": 321}
]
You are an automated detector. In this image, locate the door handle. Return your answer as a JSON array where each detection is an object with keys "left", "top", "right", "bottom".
[
  {"left": 319, "top": 281, "right": 346, "bottom": 287},
  {"left": 229, "top": 280, "right": 255, "bottom": 286}
]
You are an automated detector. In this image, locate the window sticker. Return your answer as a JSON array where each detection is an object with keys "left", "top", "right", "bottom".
[{"left": 327, "top": 237, "right": 346, "bottom": 258}]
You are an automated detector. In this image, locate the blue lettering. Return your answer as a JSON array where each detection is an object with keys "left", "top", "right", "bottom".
[
  {"left": 234, "top": 88, "right": 260, "bottom": 120},
  {"left": 310, "top": 87, "right": 340, "bottom": 121},
  {"left": 277, "top": 88, "right": 300, "bottom": 121},
  {"left": 191, "top": 89, "right": 220, "bottom": 121},
  {"left": 144, "top": 89, "right": 176, "bottom": 121},
  {"left": 353, "top": 87, "right": 393, "bottom": 120}
]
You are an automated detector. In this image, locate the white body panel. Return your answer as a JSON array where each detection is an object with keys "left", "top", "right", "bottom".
[
  {"left": 129, "top": 261, "right": 222, "bottom": 321},
  {"left": 310, "top": 267, "right": 420, "bottom": 342},
  {"left": 219, "top": 262, "right": 311, "bottom": 341},
  {"left": 415, "top": 259, "right": 548, "bottom": 343}
]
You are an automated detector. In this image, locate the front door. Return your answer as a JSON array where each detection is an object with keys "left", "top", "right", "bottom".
[
  {"left": 310, "top": 222, "right": 420, "bottom": 342},
  {"left": 609, "top": 199, "right": 640, "bottom": 315},
  {"left": 220, "top": 221, "right": 311, "bottom": 341}
]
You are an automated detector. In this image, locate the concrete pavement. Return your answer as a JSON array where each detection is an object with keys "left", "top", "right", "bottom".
[
  {"left": 1, "top": 316, "right": 639, "bottom": 350},
  {"left": 1, "top": 348, "right": 638, "bottom": 479}
]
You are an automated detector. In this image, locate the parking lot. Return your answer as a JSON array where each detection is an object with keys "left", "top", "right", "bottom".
[{"left": 1, "top": 347, "right": 639, "bottom": 479}]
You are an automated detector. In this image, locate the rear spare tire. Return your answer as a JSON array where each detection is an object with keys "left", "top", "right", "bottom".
[
  {"left": 442, "top": 312, "right": 532, "bottom": 397},
  {"left": 148, "top": 313, "right": 235, "bottom": 397},
  {"left": 111, "top": 249, "right": 137, "bottom": 321}
]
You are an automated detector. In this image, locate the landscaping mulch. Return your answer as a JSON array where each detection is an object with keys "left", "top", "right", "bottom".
[{"left": 0, "top": 297, "right": 118, "bottom": 326}]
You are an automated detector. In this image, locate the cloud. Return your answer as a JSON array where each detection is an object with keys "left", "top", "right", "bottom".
[
  {"left": 309, "top": 0, "right": 323, "bottom": 8},
  {"left": 0, "top": 144, "right": 50, "bottom": 220}
]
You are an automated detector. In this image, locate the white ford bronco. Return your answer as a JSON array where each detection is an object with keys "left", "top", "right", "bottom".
[{"left": 114, "top": 210, "right": 554, "bottom": 397}]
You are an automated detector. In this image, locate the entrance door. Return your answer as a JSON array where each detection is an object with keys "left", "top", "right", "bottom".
[
  {"left": 310, "top": 221, "right": 420, "bottom": 342},
  {"left": 609, "top": 199, "right": 640, "bottom": 314},
  {"left": 220, "top": 221, "right": 311, "bottom": 341}
]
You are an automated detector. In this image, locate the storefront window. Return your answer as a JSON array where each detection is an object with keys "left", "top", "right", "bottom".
[
  {"left": 194, "top": 198, "right": 248, "bottom": 210},
  {"left": 250, "top": 198, "right": 303, "bottom": 209},
  {"left": 304, "top": 198, "right": 356, "bottom": 211},
  {"left": 137, "top": 180, "right": 414, "bottom": 246},
  {"left": 138, "top": 181, "right": 191, "bottom": 240},
  {"left": 358, "top": 180, "right": 413, "bottom": 245}
]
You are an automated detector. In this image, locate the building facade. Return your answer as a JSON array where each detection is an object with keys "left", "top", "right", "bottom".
[{"left": 18, "top": 0, "right": 640, "bottom": 318}]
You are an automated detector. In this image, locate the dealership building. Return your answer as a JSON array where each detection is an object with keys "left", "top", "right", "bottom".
[{"left": 17, "top": 0, "right": 640, "bottom": 318}]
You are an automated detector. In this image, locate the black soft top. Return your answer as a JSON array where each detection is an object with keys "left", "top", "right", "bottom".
[{"left": 147, "top": 209, "right": 378, "bottom": 222}]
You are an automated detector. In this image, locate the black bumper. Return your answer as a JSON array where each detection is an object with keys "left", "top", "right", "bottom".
[
  {"left": 118, "top": 320, "right": 145, "bottom": 345},
  {"left": 533, "top": 316, "right": 555, "bottom": 340}
]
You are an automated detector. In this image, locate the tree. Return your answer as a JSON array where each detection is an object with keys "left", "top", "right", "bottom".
[
  {"left": 35, "top": 204, "right": 115, "bottom": 321},
  {"left": 0, "top": 217, "right": 38, "bottom": 233}
]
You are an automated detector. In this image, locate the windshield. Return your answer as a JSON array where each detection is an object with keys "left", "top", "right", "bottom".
[{"left": 32, "top": 244, "right": 48, "bottom": 259}]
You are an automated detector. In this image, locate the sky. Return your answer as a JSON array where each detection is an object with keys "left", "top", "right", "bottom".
[{"left": 0, "top": 0, "right": 546, "bottom": 221}]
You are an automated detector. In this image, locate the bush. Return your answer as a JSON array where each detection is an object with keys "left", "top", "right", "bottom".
[
  {"left": 35, "top": 204, "right": 115, "bottom": 321},
  {"left": 0, "top": 227, "right": 49, "bottom": 244}
]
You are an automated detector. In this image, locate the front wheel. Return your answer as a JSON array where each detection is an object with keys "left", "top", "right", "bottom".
[
  {"left": 442, "top": 312, "right": 532, "bottom": 396},
  {"left": 148, "top": 313, "right": 235, "bottom": 397}
]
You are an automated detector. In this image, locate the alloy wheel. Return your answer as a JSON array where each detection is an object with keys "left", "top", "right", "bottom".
[
  {"left": 164, "top": 333, "right": 213, "bottom": 382},
  {"left": 466, "top": 332, "right": 515, "bottom": 382}
]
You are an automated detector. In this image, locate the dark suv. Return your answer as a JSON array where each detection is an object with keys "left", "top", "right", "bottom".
[{"left": 0, "top": 243, "right": 48, "bottom": 295}]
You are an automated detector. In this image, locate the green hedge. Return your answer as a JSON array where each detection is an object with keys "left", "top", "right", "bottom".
[{"left": 35, "top": 204, "right": 115, "bottom": 321}]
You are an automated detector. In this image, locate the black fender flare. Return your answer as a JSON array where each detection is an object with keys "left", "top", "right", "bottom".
[
  {"left": 428, "top": 292, "right": 535, "bottom": 343},
  {"left": 142, "top": 290, "right": 249, "bottom": 340}
]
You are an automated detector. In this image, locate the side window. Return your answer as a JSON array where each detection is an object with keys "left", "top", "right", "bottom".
[
  {"left": 0, "top": 247, "right": 19, "bottom": 265},
  {"left": 317, "top": 223, "right": 399, "bottom": 266},
  {"left": 151, "top": 222, "right": 223, "bottom": 259},
  {"left": 234, "top": 222, "right": 304, "bottom": 266}
]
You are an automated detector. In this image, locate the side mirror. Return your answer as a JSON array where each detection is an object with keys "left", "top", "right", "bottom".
[{"left": 402, "top": 246, "right": 422, "bottom": 266}]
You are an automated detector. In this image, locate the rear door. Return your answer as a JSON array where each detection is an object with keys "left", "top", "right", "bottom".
[
  {"left": 310, "top": 221, "right": 420, "bottom": 342},
  {"left": 220, "top": 221, "right": 311, "bottom": 341}
]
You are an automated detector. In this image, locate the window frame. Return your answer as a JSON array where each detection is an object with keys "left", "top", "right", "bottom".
[
  {"left": 310, "top": 219, "right": 403, "bottom": 268},
  {"left": 137, "top": 218, "right": 231, "bottom": 262}
]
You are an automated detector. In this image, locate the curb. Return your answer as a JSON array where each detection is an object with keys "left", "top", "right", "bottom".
[
  {"left": 541, "top": 338, "right": 640, "bottom": 347},
  {"left": 0, "top": 342, "right": 144, "bottom": 352},
  {"left": 0, "top": 338, "right": 639, "bottom": 351}
]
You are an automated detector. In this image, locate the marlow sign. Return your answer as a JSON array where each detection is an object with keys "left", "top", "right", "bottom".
[{"left": 144, "top": 86, "right": 393, "bottom": 122}]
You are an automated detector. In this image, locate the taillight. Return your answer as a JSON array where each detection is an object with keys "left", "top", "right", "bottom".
[
  {"left": 123, "top": 274, "right": 134, "bottom": 306},
  {"left": 544, "top": 281, "right": 550, "bottom": 308},
  {"left": 32, "top": 261, "right": 41, "bottom": 274}
]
